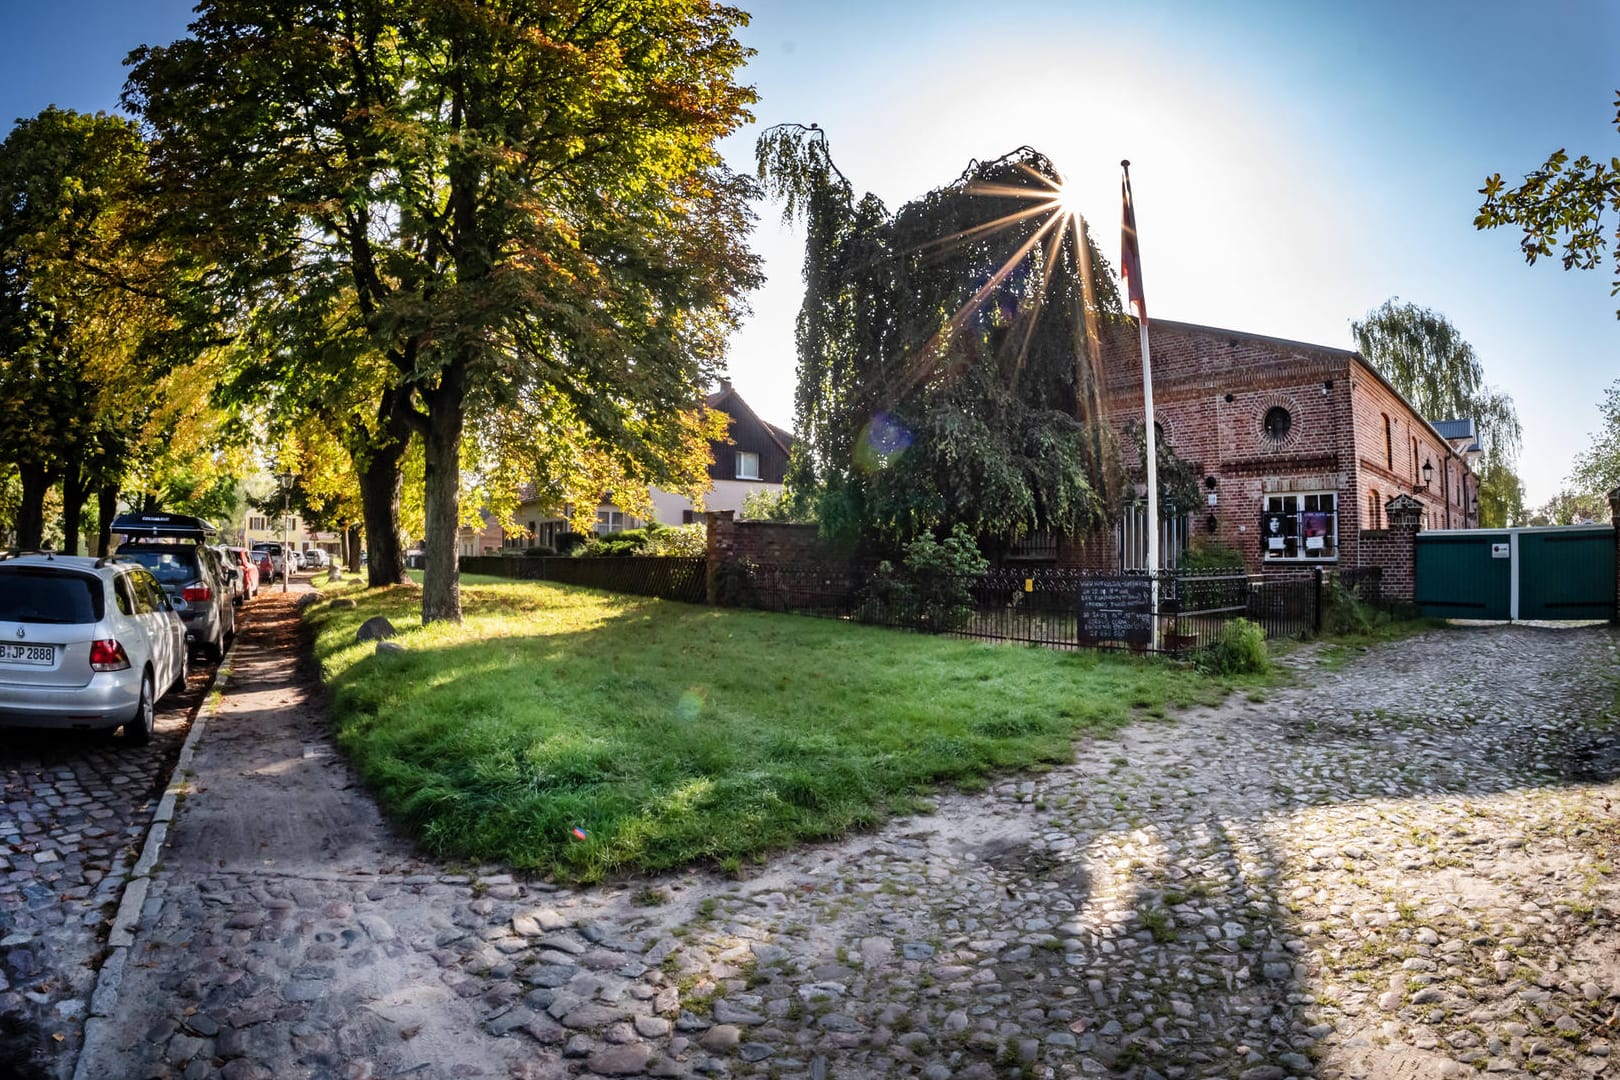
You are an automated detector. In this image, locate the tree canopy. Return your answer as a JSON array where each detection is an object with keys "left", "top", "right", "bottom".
[
  {"left": 1569, "top": 378, "right": 1620, "bottom": 501},
  {"left": 127, "top": 0, "right": 761, "bottom": 622},
  {"left": 0, "top": 105, "right": 218, "bottom": 552},
  {"left": 1350, "top": 299, "right": 1524, "bottom": 526},
  {"left": 756, "top": 125, "right": 1126, "bottom": 552},
  {"left": 1477, "top": 93, "right": 1620, "bottom": 317}
]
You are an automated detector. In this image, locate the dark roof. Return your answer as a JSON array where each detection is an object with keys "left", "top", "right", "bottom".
[
  {"left": 707, "top": 382, "right": 794, "bottom": 458},
  {"left": 1430, "top": 418, "right": 1482, "bottom": 453}
]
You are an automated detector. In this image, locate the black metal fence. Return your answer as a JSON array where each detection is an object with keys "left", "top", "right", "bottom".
[
  {"left": 459, "top": 554, "right": 1322, "bottom": 654},
  {"left": 460, "top": 555, "right": 706, "bottom": 603},
  {"left": 717, "top": 562, "right": 1321, "bottom": 654}
]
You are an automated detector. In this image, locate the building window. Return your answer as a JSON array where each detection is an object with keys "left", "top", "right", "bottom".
[
  {"left": 1367, "top": 490, "right": 1381, "bottom": 530},
  {"left": 1261, "top": 492, "right": 1338, "bottom": 561},
  {"left": 1262, "top": 406, "right": 1292, "bottom": 444},
  {"left": 1383, "top": 415, "right": 1393, "bottom": 468},
  {"left": 595, "top": 509, "right": 628, "bottom": 534},
  {"left": 736, "top": 451, "right": 761, "bottom": 480},
  {"left": 1412, "top": 438, "right": 1419, "bottom": 482},
  {"left": 248, "top": 516, "right": 266, "bottom": 532},
  {"left": 681, "top": 509, "right": 697, "bottom": 525}
]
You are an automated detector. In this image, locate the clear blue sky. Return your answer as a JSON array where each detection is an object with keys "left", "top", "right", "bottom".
[{"left": 5, "top": 1, "right": 1615, "bottom": 509}]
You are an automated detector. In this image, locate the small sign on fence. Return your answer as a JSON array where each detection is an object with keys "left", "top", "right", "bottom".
[
  {"left": 1077, "top": 577, "right": 1153, "bottom": 645},
  {"left": 1491, "top": 543, "right": 1509, "bottom": 559}
]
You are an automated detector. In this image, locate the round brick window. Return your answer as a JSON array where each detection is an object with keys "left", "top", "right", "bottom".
[{"left": 1263, "top": 406, "right": 1292, "bottom": 442}]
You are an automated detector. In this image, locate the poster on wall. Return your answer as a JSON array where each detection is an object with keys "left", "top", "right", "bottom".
[{"left": 1301, "top": 511, "right": 1329, "bottom": 553}]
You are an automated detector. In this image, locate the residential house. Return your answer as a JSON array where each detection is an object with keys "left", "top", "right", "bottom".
[{"left": 501, "top": 381, "right": 793, "bottom": 546}]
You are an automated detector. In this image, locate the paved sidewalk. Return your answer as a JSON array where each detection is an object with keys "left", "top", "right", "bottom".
[{"left": 73, "top": 608, "right": 1620, "bottom": 1080}]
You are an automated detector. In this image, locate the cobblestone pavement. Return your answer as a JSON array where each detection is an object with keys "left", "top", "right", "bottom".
[
  {"left": 75, "top": 620, "right": 1620, "bottom": 1080},
  {"left": 1, "top": 634, "right": 221, "bottom": 1078}
]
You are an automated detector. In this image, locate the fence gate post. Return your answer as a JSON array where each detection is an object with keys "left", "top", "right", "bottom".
[{"left": 1313, "top": 567, "right": 1323, "bottom": 634}]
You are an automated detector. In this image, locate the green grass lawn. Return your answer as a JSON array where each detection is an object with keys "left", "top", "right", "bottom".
[{"left": 309, "top": 579, "right": 1245, "bottom": 882}]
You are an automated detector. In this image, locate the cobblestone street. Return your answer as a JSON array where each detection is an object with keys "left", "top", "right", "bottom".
[
  {"left": 46, "top": 612, "right": 1620, "bottom": 1079},
  {"left": 0, "top": 646, "right": 212, "bottom": 1077}
]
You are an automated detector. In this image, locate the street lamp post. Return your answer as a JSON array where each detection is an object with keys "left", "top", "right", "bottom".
[{"left": 276, "top": 471, "right": 295, "bottom": 593}]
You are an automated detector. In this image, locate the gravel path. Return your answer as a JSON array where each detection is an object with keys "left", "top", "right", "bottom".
[{"left": 74, "top": 615, "right": 1620, "bottom": 1079}]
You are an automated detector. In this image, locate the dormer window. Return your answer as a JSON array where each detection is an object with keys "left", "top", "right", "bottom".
[{"left": 736, "top": 451, "right": 760, "bottom": 480}]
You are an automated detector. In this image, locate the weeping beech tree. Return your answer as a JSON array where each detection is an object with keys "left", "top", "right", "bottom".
[{"left": 757, "top": 126, "right": 1129, "bottom": 552}]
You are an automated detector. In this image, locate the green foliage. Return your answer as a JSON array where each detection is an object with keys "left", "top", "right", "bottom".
[
  {"left": 1199, "top": 618, "right": 1269, "bottom": 676},
  {"left": 309, "top": 577, "right": 1233, "bottom": 881},
  {"left": 1351, "top": 298, "right": 1523, "bottom": 525},
  {"left": 1569, "top": 379, "right": 1620, "bottom": 501},
  {"left": 1180, "top": 541, "right": 1245, "bottom": 571},
  {"left": 1531, "top": 488, "right": 1611, "bottom": 525},
  {"left": 1476, "top": 94, "right": 1620, "bottom": 317},
  {"left": 581, "top": 522, "right": 706, "bottom": 558},
  {"left": 711, "top": 558, "right": 757, "bottom": 607},
  {"left": 128, "top": 0, "right": 762, "bottom": 623},
  {"left": 860, "top": 524, "right": 990, "bottom": 632},
  {"left": 555, "top": 531, "right": 589, "bottom": 556},
  {"left": 741, "top": 486, "right": 811, "bottom": 522},
  {"left": 757, "top": 126, "right": 1125, "bottom": 551}
]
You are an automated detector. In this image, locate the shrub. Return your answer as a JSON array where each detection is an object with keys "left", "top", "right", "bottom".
[
  {"left": 711, "top": 558, "right": 756, "bottom": 607},
  {"left": 1180, "top": 541, "right": 1244, "bottom": 571},
  {"left": 522, "top": 546, "right": 556, "bottom": 558},
  {"left": 1199, "top": 617, "right": 1269, "bottom": 675},
  {"left": 859, "top": 525, "right": 989, "bottom": 632},
  {"left": 642, "top": 523, "right": 706, "bottom": 558},
  {"left": 556, "top": 531, "right": 589, "bottom": 556}
]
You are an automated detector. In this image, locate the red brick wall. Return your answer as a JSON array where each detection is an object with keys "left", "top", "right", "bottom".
[
  {"left": 1085, "top": 320, "right": 1478, "bottom": 574},
  {"left": 705, "top": 512, "right": 826, "bottom": 565}
]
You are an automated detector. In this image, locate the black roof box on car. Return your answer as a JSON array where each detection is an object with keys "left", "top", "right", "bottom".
[{"left": 110, "top": 512, "right": 218, "bottom": 539}]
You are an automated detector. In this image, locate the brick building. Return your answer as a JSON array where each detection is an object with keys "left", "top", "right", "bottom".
[{"left": 1060, "top": 319, "right": 1479, "bottom": 573}]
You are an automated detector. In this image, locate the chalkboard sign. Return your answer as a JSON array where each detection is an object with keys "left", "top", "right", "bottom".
[{"left": 1077, "top": 577, "right": 1152, "bottom": 644}]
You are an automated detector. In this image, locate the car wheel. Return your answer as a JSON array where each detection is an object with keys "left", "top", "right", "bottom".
[
  {"left": 169, "top": 648, "right": 189, "bottom": 696},
  {"left": 204, "top": 631, "right": 225, "bottom": 663},
  {"left": 124, "top": 672, "right": 155, "bottom": 746}
]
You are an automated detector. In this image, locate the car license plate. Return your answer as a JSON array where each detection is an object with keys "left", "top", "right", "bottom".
[{"left": 0, "top": 643, "right": 55, "bottom": 665}]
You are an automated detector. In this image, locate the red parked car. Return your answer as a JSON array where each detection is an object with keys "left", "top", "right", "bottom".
[{"left": 222, "top": 547, "right": 261, "bottom": 604}]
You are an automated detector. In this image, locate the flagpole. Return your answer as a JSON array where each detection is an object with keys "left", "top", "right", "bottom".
[{"left": 1121, "top": 160, "right": 1159, "bottom": 646}]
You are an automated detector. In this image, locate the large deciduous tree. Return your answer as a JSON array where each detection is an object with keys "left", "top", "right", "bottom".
[
  {"left": 1350, "top": 299, "right": 1524, "bottom": 526},
  {"left": 1476, "top": 93, "right": 1620, "bottom": 317},
  {"left": 0, "top": 106, "right": 201, "bottom": 552},
  {"left": 127, "top": 1, "right": 760, "bottom": 623},
  {"left": 757, "top": 126, "right": 1125, "bottom": 551}
]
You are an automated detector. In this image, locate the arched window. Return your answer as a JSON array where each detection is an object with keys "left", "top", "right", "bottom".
[
  {"left": 1367, "top": 490, "right": 1381, "bottom": 530},
  {"left": 1383, "top": 415, "right": 1393, "bottom": 468}
]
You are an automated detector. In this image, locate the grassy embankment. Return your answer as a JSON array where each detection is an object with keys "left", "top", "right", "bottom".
[{"left": 309, "top": 578, "right": 1254, "bottom": 882}]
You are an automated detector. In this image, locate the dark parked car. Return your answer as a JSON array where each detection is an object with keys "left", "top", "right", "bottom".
[{"left": 111, "top": 513, "right": 235, "bottom": 661}]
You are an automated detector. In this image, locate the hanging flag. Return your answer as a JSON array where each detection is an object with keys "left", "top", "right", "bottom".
[{"left": 1120, "top": 161, "right": 1146, "bottom": 324}]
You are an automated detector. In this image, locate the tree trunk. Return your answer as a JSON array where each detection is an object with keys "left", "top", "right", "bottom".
[
  {"left": 61, "top": 467, "right": 87, "bottom": 556},
  {"left": 419, "top": 361, "right": 467, "bottom": 625},
  {"left": 97, "top": 485, "right": 118, "bottom": 556},
  {"left": 353, "top": 389, "right": 413, "bottom": 588},
  {"left": 346, "top": 523, "right": 363, "bottom": 573},
  {"left": 15, "top": 463, "right": 54, "bottom": 551}
]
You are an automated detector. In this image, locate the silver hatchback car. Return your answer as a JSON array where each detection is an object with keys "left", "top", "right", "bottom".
[{"left": 0, "top": 553, "right": 188, "bottom": 744}]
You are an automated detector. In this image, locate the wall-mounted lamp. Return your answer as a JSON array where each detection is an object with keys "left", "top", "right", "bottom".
[{"left": 1413, "top": 458, "right": 1433, "bottom": 493}]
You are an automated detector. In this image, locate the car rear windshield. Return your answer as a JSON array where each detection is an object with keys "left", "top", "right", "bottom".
[
  {"left": 252, "top": 543, "right": 282, "bottom": 555},
  {"left": 0, "top": 568, "right": 105, "bottom": 624},
  {"left": 117, "top": 548, "right": 202, "bottom": 586}
]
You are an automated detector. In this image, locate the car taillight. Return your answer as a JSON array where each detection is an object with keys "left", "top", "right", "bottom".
[
  {"left": 183, "top": 585, "right": 212, "bottom": 603},
  {"left": 89, "top": 639, "right": 131, "bottom": 672}
]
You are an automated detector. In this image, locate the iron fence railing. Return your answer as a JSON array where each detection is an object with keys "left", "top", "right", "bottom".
[
  {"left": 459, "top": 555, "right": 1323, "bottom": 654},
  {"left": 716, "top": 562, "right": 1321, "bottom": 654}
]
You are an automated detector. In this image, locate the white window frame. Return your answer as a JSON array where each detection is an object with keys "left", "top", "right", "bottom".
[
  {"left": 595, "top": 509, "right": 627, "bottom": 535},
  {"left": 1262, "top": 491, "right": 1339, "bottom": 562},
  {"left": 735, "top": 451, "right": 761, "bottom": 480}
]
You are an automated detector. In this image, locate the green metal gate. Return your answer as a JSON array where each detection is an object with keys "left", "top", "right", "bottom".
[{"left": 1416, "top": 526, "right": 1614, "bottom": 621}]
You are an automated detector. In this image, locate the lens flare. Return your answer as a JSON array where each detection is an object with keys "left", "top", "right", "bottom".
[
  {"left": 854, "top": 412, "right": 914, "bottom": 472},
  {"left": 676, "top": 687, "right": 707, "bottom": 722}
]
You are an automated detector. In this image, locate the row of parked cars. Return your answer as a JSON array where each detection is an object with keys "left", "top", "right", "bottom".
[{"left": 0, "top": 513, "right": 329, "bottom": 745}]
